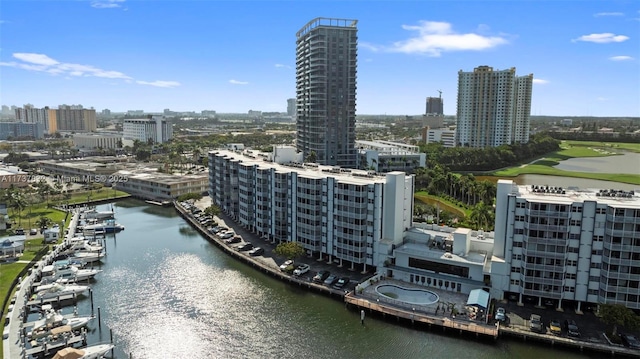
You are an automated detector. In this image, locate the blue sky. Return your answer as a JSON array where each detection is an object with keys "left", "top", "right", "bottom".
[{"left": 1, "top": 1, "right": 638, "bottom": 117}]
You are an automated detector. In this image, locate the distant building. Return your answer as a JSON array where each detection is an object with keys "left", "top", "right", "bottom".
[
  {"left": 14, "top": 105, "right": 56, "bottom": 134},
  {"left": 55, "top": 105, "right": 97, "bottom": 132},
  {"left": 424, "top": 127, "right": 456, "bottom": 148},
  {"left": 73, "top": 133, "right": 123, "bottom": 150},
  {"left": 0, "top": 122, "right": 45, "bottom": 140},
  {"left": 296, "top": 17, "right": 358, "bottom": 167},
  {"left": 356, "top": 140, "right": 426, "bottom": 172},
  {"left": 286, "top": 98, "right": 296, "bottom": 116},
  {"left": 201, "top": 110, "right": 217, "bottom": 117},
  {"left": 248, "top": 110, "right": 262, "bottom": 119},
  {"left": 127, "top": 110, "right": 145, "bottom": 116},
  {"left": 422, "top": 114, "right": 444, "bottom": 129},
  {"left": 0, "top": 165, "right": 30, "bottom": 189},
  {"left": 114, "top": 167, "right": 209, "bottom": 201},
  {"left": 456, "top": 66, "right": 532, "bottom": 148},
  {"left": 123, "top": 115, "right": 172, "bottom": 144},
  {"left": 101, "top": 109, "right": 112, "bottom": 117},
  {"left": 426, "top": 96, "right": 444, "bottom": 115}
]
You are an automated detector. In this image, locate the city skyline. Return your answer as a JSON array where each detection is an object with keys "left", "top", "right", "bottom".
[{"left": 0, "top": 1, "right": 638, "bottom": 117}]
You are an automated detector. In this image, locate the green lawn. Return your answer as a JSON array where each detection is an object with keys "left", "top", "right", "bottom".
[{"left": 490, "top": 140, "right": 640, "bottom": 185}]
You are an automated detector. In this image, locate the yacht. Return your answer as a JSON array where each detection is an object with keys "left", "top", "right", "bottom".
[
  {"left": 69, "top": 251, "right": 105, "bottom": 264},
  {"left": 40, "top": 261, "right": 102, "bottom": 283},
  {"left": 52, "top": 344, "right": 115, "bottom": 359},
  {"left": 82, "top": 219, "right": 124, "bottom": 234},
  {"left": 83, "top": 209, "right": 115, "bottom": 220},
  {"left": 28, "top": 308, "right": 94, "bottom": 339},
  {"left": 34, "top": 283, "right": 90, "bottom": 300}
]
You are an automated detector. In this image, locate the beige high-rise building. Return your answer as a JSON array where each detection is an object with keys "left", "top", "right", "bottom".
[
  {"left": 56, "top": 105, "right": 97, "bottom": 132},
  {"left": 456, "top": 66, "right": 533, "bottom": 148}
]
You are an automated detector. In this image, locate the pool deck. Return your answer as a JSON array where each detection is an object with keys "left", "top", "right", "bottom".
[{"left": 347, "top": 278, "right": 499, "bottom": 339}]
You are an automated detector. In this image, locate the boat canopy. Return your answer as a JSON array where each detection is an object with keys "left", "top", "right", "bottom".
[
  {"left": 50, "top": 325, "right": 72, "bottom": 335},
  {"left": 52, "top": 347, "right": 86, "bottom": 359},
  {"left": 466, "top": 289, "right": 490, "bottom": 310}
]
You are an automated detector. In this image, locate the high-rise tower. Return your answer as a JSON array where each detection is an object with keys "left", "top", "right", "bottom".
[
  {"left": 456, "top": 66, "right": 533, "bottom": 148},
  {"left": 296, "top": 17, "right": 358, "bottom": 167}
]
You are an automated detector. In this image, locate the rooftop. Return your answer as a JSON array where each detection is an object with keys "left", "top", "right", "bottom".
[{"left": 514, "top": 184, "right": 640, "bottom": 207}]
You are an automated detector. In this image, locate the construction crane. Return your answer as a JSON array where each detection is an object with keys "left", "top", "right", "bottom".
[{"left": 437, "top": 90, "right": 442, "bottom": 98}]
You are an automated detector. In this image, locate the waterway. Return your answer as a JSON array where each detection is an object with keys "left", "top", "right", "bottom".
[{"left": 76, "top": 199, "right": 598, "bottom": 359}]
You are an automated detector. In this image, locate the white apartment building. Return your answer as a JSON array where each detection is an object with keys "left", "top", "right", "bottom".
[
  {"left": 356, "top": 140, "right": 426, "bottom": 172},
  {"left": 424, "top": 128, "right": 456, "bottom": 148},
  {"left": 491, "top": 180, "right": 640, "bottom": 311},
  {"left": 123, "top": 116, "right": 172, "bottom": 144},
  {"left": 456, "top": 66, "right": 533, "bottom": 148},
  {"left": 113, "top": 168, "right": 208, "bottom": 201},
  {"left": 209, "top": 148, "right": 414, "bottom": 272}
]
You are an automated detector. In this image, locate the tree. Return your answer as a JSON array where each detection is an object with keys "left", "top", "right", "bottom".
[
  {"left": 274, "top": 241, "right": 306, "bottom": 260},
  {"left": 204, "top": 205, "right": 221, "bottom": 218},
  {"left": 305, "top": 151, "right": 317, "bottom": 163},
  {"left": 35, "top": 216, "right": 53, "bottom": 232},
  {"left": 599, "top": 304, "right": 640, "bottom": 337},
  {"left": 470, "top": 201, "right": 494, "bottom": 230}
]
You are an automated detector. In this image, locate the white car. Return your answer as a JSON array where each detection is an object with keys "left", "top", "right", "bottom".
[
  {"left": 495, "top": 307, "right": 506, "bottom": 322},
  {"left": 293, "top": 264, "right": 310, "bottom": 276},
  {"left": 220, "top": 232, "right": 235, "bottom": 239},
  {"left": 279, "top": 260, "right": 294, "bottom": 271}
]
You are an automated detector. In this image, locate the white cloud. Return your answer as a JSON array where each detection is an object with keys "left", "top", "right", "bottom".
[
  {"left": 13, "top": 53, "right": 59, "bottom": 66},
  {"left": 573, "top": 33, "right": 629, "bottom": 43},
  {"left": 532, "top": 79, "right": 549, "bottom": 84},
  {"left": 0, "top": 51, "right": 178, "bottom": 87},
  {"left": 91, "top": 0, "right": 125, "bottom": 9},
  {"left": 136, "top": 80, "right": 181, "bottom": 88},
  {"left": 363, "top": 21, "right": 508, "bottom": 56},
  {"left": 609, "top": 55, "right": 634, "bottom": 61},
  {"left": 229, "top": 79, "right": 248, "bottom": 85},
  {"left": 594, "top": 12, "right": 624, "bottom": 17},
  {"left": 274, "top": 64, "right": 291, "bottom": 69}
]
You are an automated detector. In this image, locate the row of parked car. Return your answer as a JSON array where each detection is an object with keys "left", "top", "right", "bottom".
[
  {"left": 209, "top": 225, "right": 267, "bottom": 257},
  {"left": 528, "top": 314, "right": 581, "bottom": 338},
  {"left": 278, "top": 260, "right": 350, "bottom": 289}
]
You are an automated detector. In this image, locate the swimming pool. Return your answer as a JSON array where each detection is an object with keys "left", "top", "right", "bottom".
[{"left": 375, "top": 284, "right": 439, "bottom": 306}]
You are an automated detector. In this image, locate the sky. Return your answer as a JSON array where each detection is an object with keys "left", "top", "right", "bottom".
[{"left": 1, "top": 1, "right": 639, "bottom": 117}]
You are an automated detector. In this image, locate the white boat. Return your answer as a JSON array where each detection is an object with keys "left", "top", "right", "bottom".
[
  {"left": 83, "top": 209, "right": 115, "bottom": 220},
  {"left": 40, "top": 261, "right": 102, "bottom": 283},
  {"left": 28, "top": 308, "right": 94, "bottom": 339},
  {"left": 66, "top": 239, "right": 104, "bottom": 253},
  {"left": 34, "top": 283, "right": 90, "bottom": 300},
  {"left": 53, "top": 344, "right": 115, "bottom": 359},
  {"left": 69, "top": 251, "right": 106, "bottom": 264},
  {"left": 82, "top": 219, "right": 124, "bottom": 233}
]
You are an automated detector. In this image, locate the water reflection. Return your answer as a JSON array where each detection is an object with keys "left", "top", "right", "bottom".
[{"left": 554, "top": 152, "right": 640, "bottom": 175}]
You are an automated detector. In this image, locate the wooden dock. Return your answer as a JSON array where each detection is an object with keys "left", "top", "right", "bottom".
[
  {"left": 25, "top": 334, "right": 86, "bottom": 358},
  {"left": 26, "top": 294, "right": 81, "bottom": 312},
  {"left": 345, "top": 293, "right": 499, "bottom": 339}
]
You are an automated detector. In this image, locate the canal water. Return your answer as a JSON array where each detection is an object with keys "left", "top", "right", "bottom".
[{"left": 76, "top": 199, "right": 597, "bottom": 359}]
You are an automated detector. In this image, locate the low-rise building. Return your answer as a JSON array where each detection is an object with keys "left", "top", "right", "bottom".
[
  {"left": 356, "top": 140, "right": 426, "bottom": 173},
  {"left": 423, "top": 127, "right": 456, "bottom": 148},
  {"left": 38, "top": 159, "right": 121, "bottom": 183},
  {"left": 73, "top": 133, "right": 122, "bottom": 151},
  {"left": 0, "top": 166, "right": 30, "bottom": 188},
  {"left": 113, "top": 167, "right": 208, "bottom": 201}
]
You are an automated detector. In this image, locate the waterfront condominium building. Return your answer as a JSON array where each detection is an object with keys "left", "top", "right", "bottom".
[
  {"left": 456, "top": 66, "right": 533, "bottom": 148},
  {"left": 123, "top": 115, "right": 173, "bottom": 144},
  {"left": 490, "top": 180, "right": 640, "bottom": 311},
  {"left": 208, "top": 147, "right": 414, "bottom": 272},
  {"left": 296, "top": 17, "right": 358, "bottom": 168}
]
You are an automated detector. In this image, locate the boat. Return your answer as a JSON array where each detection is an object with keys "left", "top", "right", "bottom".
[
  {"left": 34, "top": 283, "right": 90, "bottom": 300},
  {"left": 28, "top": 308, "right": 94, "bottom": 339},
  {"left": 53, "top": 344, "right": 115, "bottom": 359},
  {"left": 65, "top": 237, "right": 105, "bottom": 253},
  {"left": 83, "top": 209, "right": 115, "bottom": 220},
  {"left": 68, "top": 251, "right": 105, "bottom": 264},
  {"left": 40, "top": 261, "right": 102, "bottom": 283},
  {"left": 81, "top": 219, "right": 124, "bottom": 234}
]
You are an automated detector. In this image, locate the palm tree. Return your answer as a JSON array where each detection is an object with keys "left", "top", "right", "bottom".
[
  {"left": 36, "top": 216, "right": 53, "bottom": 232},
  {"left": 470, "top": 201, "right": 494, "bottom": 230}
]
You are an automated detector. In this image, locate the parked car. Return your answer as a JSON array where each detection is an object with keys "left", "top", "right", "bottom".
[
  {"left": 323, "top": 274, "right": 338, "bottom": 286},
  {"left": 29, "top": 228, "right": 38, "bottom": 235},
  {"left": 313, "top": 271, "right": 330, "bottom": 283},
  {"left": 530, "top": 314, "right": 544, "bottom": 333},
  {"left": 249, "top": 247, "right": 264, "bottom": 256},
  {"left": 549, "top": 319, "right": 562, "bottom": 335},
  {"left": 225, "top": 235, "right": 242, "bottom": 244},
  {"left": 620, "top": 333, "right": 640, "bottom": 349},
  {"left": 279, "top": 260, "right": 294, "bottom": 272},
  {"left": 332, "top": 277, "right": 349, "bottom": 289},
  {"left": 220, "top": 232, "right": 235, "bottom": 239},
  {"left": 293, "top": 264, "right": 310, "bottom": 276},
  {"left": 564, "top": 320, "right": 580, "bottom": 337},
  {"left": 14, "top": 228, "right": 25, "bottom": 235},
  {"left": 495, "top": 307, "right": 506, "bottom": 322},
  {"left": 236, "top": 243, "right": 254, "bottom": 251}
]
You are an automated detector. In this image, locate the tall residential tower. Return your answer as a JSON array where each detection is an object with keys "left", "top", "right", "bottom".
[
  {"left": 296, "top": 17, "right": 358, "bottom": 167},
  {"left": 456, "top": 66, "right": 533, "bottom": 148}
]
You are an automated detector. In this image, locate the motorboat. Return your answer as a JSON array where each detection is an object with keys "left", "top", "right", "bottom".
[
  {"left": 82, "top": 219, "right": 124, "bottom": 234},
  {"left": 65, "top": 239, "right": 104, "bottom": 253},
  {"left": 53, "top": 344, "right": 115, "bottom": 359},
  {"left": 83, "top": 209, "right": 115, "bottom": 220},
  {"left": 68, "top": 251, "right": 106, "bottom": 264},
  {"left": 34, "top": 283, "right": 90, "bottom": 300},
  {"left": 40, "top": 261, "right": 102, "bottom": 283},
  {"left": 28, "top": 308, "right": 94, "bottom": 339}
]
